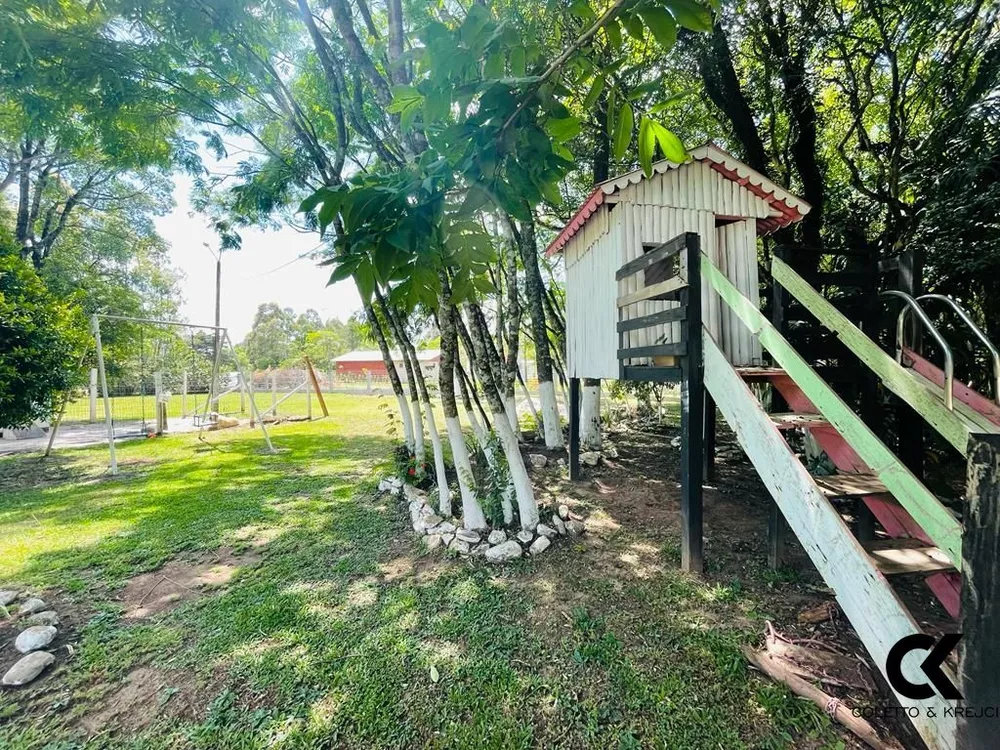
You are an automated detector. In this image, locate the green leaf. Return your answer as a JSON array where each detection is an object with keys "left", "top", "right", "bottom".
[
  {"left": 583, "top": 76, "right": 605, "bottom": 110},
  {"left": 620, "top": 12, "right": 645, "bottom": 41},
  {"left": 483, "top": 51, "right": 504, "bottom": 79},
  {"left": 509, "top": 47, "right": 526, "bottom": 77},
  {"left": 604, "top": 18, "right": 623, "bottom": 51},
  {"left": 354, "top": 262, "right": 376, "bottom": 303},
  {"left": 650, "top": 121, "right": 687, "bottom": 163},
  {"left": 547, "top": 116, "right": 581, "bottom": 143},
  {"left": 612, "top": 102, "right": 634, "bottom": 161},
  {"left": 665, "top": 0, "right": 714, "bottom": 32},
  {"left": 649, "top": 89, "right": 695, "bottom": 114},
  {"left": 638, "top": 116, "right": 655, "bottom": 176},
  {"left": 637, "top": 6, "right": 677, "bottom": 50}
]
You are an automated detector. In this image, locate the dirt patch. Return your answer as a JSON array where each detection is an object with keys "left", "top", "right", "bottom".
[
  {"left": 119, "top": 548, "right": 261, "bottom": 619},
  {"left": 77, "top": 664, "right": 205, "bottom": 734}
]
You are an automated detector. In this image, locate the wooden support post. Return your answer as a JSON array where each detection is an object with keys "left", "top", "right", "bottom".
[
  {"left": 569, "top": 376, "right": 581, "bottom": 481},
  {"left": 89, "top": 368, "right": 98, "bottom": 422},
  {"left": 958, "top": 432, "right": 1000, "bottom": 749},
  {"left": 855, "top": 501, "right": 876, "bottom": 543},
  {"left": 767, "top": 502, "right": 787, "bottom": 570},
  {"left": 181, "top": 370, "right": 188, "bottom": 418},
  {"left": 304, "top": 356, "right": 329, "bottom": 417},
  {"left": 248, "top": 375, "right": 255, "bottom": 427},
  {"left": 770, "top": 246, "right": 789, "bottom": 414},
  {"left": 680, "top": 233, "right": 704, "bottom": 574},
  {"left": 897, "top": 248, "right": 924, "bottom": 479},
  {"left": 704, "top": 390, "right": 716, "bottom": 481},
  {"left": 270, "top": 369, "right": 278, "bottom": 416}
]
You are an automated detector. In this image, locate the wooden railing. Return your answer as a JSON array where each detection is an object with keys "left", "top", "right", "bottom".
[{"left": 615, "top": 232, "right": 701, "bottom": 383}]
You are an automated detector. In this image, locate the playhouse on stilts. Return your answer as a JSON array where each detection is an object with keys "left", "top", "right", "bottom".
[{"left": 550, "top": 144, "right": 1000, "bottom": 750}]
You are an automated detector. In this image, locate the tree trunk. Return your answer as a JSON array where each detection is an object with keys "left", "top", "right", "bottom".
[
  {"left": 363, "top": 301, "right": 414, "bottom": 450},
  {"left": 501, "top": 217, "right": 522, "bottom": 434},
  {"left": 515, "top": 210, "right": 563, "bottom": 448},
  {"left": 464, "top": 301, "right": 539, "bottom": 529},
  {"left": 438, "top": 276, "right": 487, "bottom": 529},
  {"left": 581, "top": 378, "right": 602, "bottom": 450}
]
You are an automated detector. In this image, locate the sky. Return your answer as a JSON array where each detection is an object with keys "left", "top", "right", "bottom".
[{"left": 154, "top": 174, "right": 361, "bottom": 342}]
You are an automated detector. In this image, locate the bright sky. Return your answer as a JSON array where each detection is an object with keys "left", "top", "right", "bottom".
[{"left": 154, "top": 174, "right": 361, "bottom": 342}]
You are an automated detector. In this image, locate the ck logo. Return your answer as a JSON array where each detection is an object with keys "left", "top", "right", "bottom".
[{"left": 886, "top": 633, "right": 963, "bottom": 700}]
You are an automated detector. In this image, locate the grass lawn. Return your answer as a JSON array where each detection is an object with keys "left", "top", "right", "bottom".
[{"left": 0, "top": 394, "right": 845, "bottom": 749}]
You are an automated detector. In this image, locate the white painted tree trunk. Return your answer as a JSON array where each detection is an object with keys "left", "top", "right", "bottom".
[
  {"left": 464, "top": 406, "right": 514, "bottom": 525},
  {"left": 396, "top": 393, "right": 415, "bottom": 451},
  {"left": 424, "top": 402, "right": 451, "bottom": 516},
  {"left": 538, "top": 380, "right": 563, "bottom": 448},
  {"left": 411, "top": 398, "right": 426, "bottom": 473},
  {"left": 445, "top": 416, "right": 486, "bottom": 529},
  {"left": 581, "top": 383, "right": 602, "bottom": 450},
  {"left": 517, "top": 375, "right": 543, "bottom": 438},
  {"left": 504, "top": 394, "right": 518, "bottom": 433},
  {"left": 493, "top": 408, "right": 539, "bottom": 529}
]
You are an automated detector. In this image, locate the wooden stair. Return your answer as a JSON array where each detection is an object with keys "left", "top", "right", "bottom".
[{"left": 864, "top": 538, "right": 956, "bottom": 576}]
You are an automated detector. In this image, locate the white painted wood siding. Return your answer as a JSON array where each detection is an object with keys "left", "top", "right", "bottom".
[{"left": 565, "top": 205, "right": 619, "bottom": 379}]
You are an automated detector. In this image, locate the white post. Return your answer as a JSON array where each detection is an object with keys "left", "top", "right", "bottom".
[
  {"left": 92, "top": 315, "right": 117, "bottom": 475},
  {"left": 307, "top": 381, "right": 313, "bottom": 420},
  {"left": 181, "top": 370, "right": 188, "bottom": 417},
  {"left": 270, "top": 370, "right": 277, "bottom": 416},
  {"left": 89, "top": 368, "right": 98, "bottom": 422},
  {"left": 366, "top": 370, "right": 372, "bottom": 394}
]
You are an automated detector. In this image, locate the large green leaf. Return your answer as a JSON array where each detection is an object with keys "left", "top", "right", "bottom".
[
  {"left": 665, "top": 0, "right": 714, "bottom": 32},
  {"left": 650, "top": 121, "right": 687, "bottom": 163},
  {"left": 638, "top": 116, "right": 656, "bottom": 176},
  {"left": 547, "top": 116, "right": 582, "bottom": 143},
  {"left": 612, "top": 102, "right": 634, "bottom": 161},
  {"left": 637, "top": 5, "right": 677, "bottom": 50},
  {"left": 583, "top": 75, "right": 605, "bottom": 109}
]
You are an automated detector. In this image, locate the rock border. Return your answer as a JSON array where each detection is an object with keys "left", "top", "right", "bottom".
[{"left": 377, "top": 476, "right": 585, "bottom": 564}]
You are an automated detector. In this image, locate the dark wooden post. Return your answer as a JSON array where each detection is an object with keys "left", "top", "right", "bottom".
[
  {"left": 680, "top": 232, "right": 704, "bottom": 574},
  {"left": 569, "top": 376, "right": 581, "bottom": 481},
  {"left": 704, "top": 391, "right": 716, "bottom": 481},
  {"left": 896, "top": 247, "right": 924, "bottom": 480},
  {"left": 957, "top": 432, "right": 1000, "bottom": 749},
  {"left": 767, "top": 504, "right": 787, "bottom": 570}
]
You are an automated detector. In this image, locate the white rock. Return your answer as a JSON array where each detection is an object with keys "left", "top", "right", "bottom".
[
  {"left": 456, "top": 529, "right": 481, "bottom": 544},
  {"left": 424, "top": 514, "right": 443, "bottom": 528},
  {"left": 485, "top": 540, "right": 523, "bottom": 564},
  {"left": 451, "top": 539, "right": 471, "bottom": 555},
  {"left": 529, "top": 536, "right": 551, "bottom": 555},
  {"left": 580, "top": 451, "right": 600, "bottom": 467},
  {"left": 566, "top": 520, "right": 586, "bottom": 537},
  {"left": 487, "top": 530, "right": 507, "bottom": 545},
  {"left": 557, "top": 458, "right": 567, "bottom": 469},
  {"left": 15, "top": 625, "right": 56, "bottom": 654},
  {"left": 528, "top": 454, "right": 548, "bottom": 468},
  {"left": 558, "top": 505, "right": 570, "bottom": 521},
  {"left": 536, "top": 523, "right": 558, "bottom": 539},
  {"left": 18, "top": 598, "right": 46, "bottom": 616},
  {"left": 516, "top": 530, "right": 534, "bottom": 545},
  {"left": 670, "top": 436, "right": 682, "bottom": 449},
  {"left": 472, "top": 542, "right": 490, "bottom": 557},
  {"left": 424, "top": 534, "right": 444, "bottom": 551},
  {"left": 0, "top": 590, "right": 18, "bottom": 607},
  {"left": 25, "top": 611, "right": 59, "bottom": 627},
  {"left": 434, "top": 521, "right": 457, "bottom": 535},
  {"left": 378, "top": 477, "right": 402, "bottom": 493},
  {"left": 441, "top": 532, "right": 455, "bottom": 546},
  {"left": 402, "top": 484, "right": 424, "bottom": 502},
  {"left": 604, "top": 445, "right": 619, "bottom": 459},
  {"left": 2, "top": 651, "right": 55, "bottom": 686},
  {"left": 551, "top": 515, "right": 567, "bottom": 535}
]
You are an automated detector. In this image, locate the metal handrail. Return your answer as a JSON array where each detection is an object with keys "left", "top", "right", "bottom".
[
  {"left": 882, "top": 290, "right": 954, "bottom": 411},
  {"left": 917, "top": 294, "right": 1000, "bottom": 406}
]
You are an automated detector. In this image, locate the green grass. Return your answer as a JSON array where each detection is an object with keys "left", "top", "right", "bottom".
[{"left": 0, "top": 394, "right": 842, "bottom": 749}]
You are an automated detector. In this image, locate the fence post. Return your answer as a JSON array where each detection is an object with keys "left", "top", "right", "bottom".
[
  {"left": 271, "top": 369, "right": 278, "bottom": 416},
  {"left": 680, "top": 232, "right": 704, "bottom": 574},
  {"left": 249, "top": 374, "right": 255, "bottom": 427},
  {"left": 957, "top": 432, "right": 1000, "bottom": 748},
  {"left": 366, "top": 369, "right": 372, "bottom": 394},
  {"left": 329, "top": 368, "right": 335, "bottom": 393},
  {"left": 89, "top": 368, "right": 98, "bottom": 422},
  {"left": 307, "top": 384, "right": 313, "bottom": 420},
  {"left": 181, "top": 370, "right": 188, "bottom": 418}
]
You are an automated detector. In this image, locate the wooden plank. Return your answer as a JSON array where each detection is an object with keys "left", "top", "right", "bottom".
[
  {"left": 736, "top": 366, "right": 787, "bottom": 382},
  {"left": 616, "top": 276, "right": 687, "bottom": 307},
  {"left": 621, "top": 366, "right": 682, "bottom": 383},
  {"left": 864, "top": 538, "right": 955, "bottom": 575},
  {"left": 617, "top": 343, "right": 686, "bottom": 360},
  {"left": 958, "top": 432, "right": 1000, "bottom": 748},
  {"left": 616, "top": 307, "right": 686, "bottom": 333},
  {"left": 707, "top": 254, "right": 964, "bottom": 570},
  {"left": 616, "top": 235, "right": 686, "bottom": 280},
  {"left": 769, "top": 412, "right": 829, "bottom": 429},
  {"left": 813, "top": 473, "right": 890, "bottom": 498},
  {"left": 680, "top": 233, "right": 704, "bottom": 574},
  {"left": 904, "top": 347, "right": 1000, "bottom": 428},
  {"left": 773, "top": 255, "right": 978, "bottom": 454},
  {"left": 703, "top": 331, "right": 956, "bottom": 750}
]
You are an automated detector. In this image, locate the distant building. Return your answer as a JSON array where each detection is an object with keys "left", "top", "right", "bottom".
[{"left": 333, "top": 349, "right": 441, "bottom": 378}]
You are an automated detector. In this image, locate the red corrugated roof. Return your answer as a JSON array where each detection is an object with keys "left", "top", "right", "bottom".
[{"left": 546, "top": 144, "right": 810, "bottom": 256}]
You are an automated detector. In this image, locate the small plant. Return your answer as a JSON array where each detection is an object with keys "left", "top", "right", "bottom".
[{"left": 465, "top": 430, "right": 513, "bottom": 527}]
